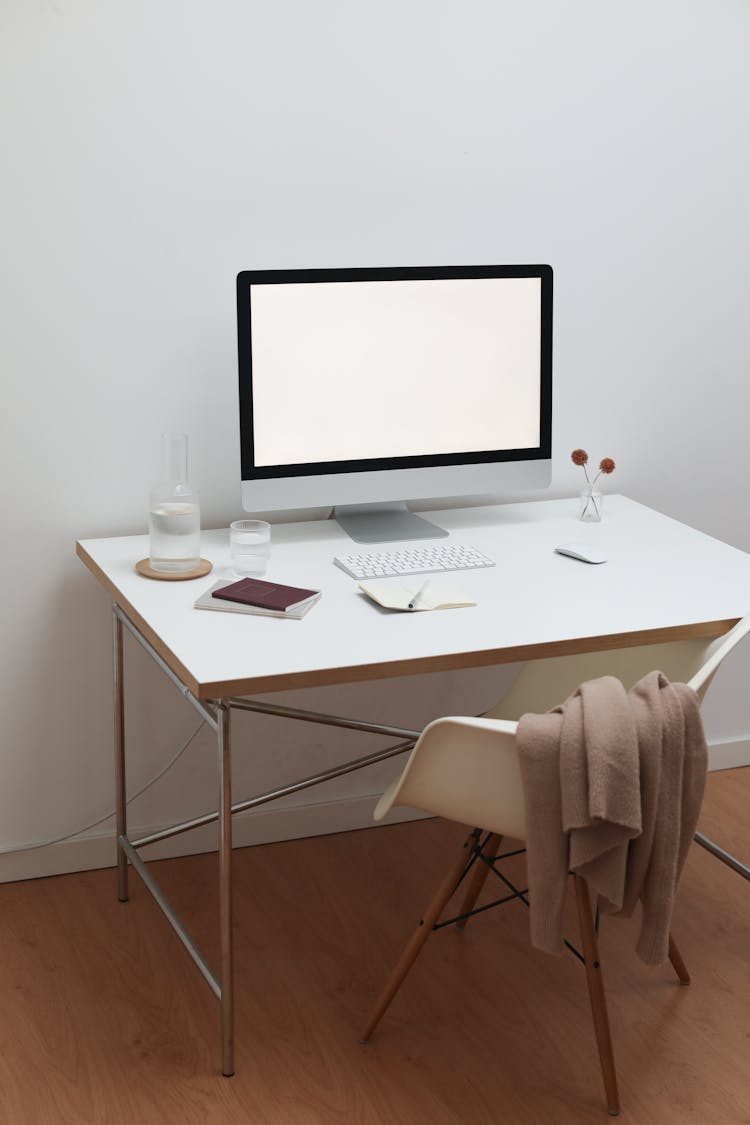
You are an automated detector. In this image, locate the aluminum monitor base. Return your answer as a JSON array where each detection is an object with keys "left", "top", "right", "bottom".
[{"left": 334, "top": 501, "right": 450, "bottom": 543}]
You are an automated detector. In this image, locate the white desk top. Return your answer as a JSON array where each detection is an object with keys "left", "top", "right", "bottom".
[{"left": 77, "top": 496, "right": 750, "bottom": 700}]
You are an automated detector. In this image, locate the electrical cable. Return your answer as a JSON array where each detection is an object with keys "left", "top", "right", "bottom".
[{"left": 0, "top": 720, "right": 206, "bottom": 856}]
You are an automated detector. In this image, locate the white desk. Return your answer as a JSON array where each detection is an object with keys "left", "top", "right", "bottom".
[{"left": 77, "top": 495, "right": 750, "bottom": 1075}]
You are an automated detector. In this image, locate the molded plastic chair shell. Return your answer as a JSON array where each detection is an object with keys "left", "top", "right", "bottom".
[{"left": 375, "top": 615, "right": 750, "bottom": 841}]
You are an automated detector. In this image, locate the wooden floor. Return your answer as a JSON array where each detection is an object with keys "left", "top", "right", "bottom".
[{"left": 1, "top": 768, "right": 748, "bottom": 1124}]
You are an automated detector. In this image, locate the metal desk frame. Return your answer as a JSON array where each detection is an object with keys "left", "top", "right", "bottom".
[{"left": 113, "top": 604, "right": 422, "bottom": 1077}]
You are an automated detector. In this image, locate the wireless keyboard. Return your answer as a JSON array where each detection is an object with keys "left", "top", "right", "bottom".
[{"left": 334, "top": 542, "right": 495, "bottom": 580}]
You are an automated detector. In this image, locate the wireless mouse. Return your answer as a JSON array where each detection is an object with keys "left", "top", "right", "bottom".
[{"left": 554, "top": 544, "right": 608, "bottom": 565}]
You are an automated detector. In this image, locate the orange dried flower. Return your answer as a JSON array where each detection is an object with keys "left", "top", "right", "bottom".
[{"left": 572, "top": 447, "right": 617, "bottom": 501}]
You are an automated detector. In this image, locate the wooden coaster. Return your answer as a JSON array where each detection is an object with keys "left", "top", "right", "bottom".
[{"left": 135, "top": 558, "right": 213, "bottom": 581}]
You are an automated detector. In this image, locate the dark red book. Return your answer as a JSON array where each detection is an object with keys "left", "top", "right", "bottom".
[{"left": 211, "top": 577, "right": 319, "bottom": 613}]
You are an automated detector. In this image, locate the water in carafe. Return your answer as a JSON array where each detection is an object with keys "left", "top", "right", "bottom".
[{"left": 149, "top": 433, "right": 201, "bottom": 573}]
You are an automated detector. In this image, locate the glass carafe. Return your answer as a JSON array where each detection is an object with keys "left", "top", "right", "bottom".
[{"left": 148, "top": 433, "right": 201, "bottom": 573}]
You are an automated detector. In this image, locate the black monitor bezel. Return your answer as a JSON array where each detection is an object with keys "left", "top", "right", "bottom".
[{"left": 237, "top": 264, "right": 552, "bottom": 481}]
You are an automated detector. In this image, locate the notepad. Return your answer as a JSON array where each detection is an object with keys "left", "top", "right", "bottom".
[
  {"left": 195, "top": 579, "right": 321, "bottom": 619},
  {"left": 211, "top": 576, "right": 319, "bottom": 612},
  {"left": 359, "top": 577, "right": 476, "bottom": 612}
]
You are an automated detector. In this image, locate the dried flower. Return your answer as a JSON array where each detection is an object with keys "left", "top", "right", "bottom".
[{"left": 572, "top": 447, "right": 617, "bottom": 519}]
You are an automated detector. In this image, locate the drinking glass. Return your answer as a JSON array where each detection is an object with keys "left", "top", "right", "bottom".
[{"left": 230, "top": 520, "right": 271, "bottom": 577}]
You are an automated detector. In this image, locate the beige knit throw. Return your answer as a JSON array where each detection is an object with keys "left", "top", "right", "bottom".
[{"left": 517, "top": 671, "right": 707, "bottom": 964}]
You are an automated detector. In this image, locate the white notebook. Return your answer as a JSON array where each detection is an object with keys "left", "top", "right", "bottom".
[
  {"left": 359, "top": 577, "right": 476, "bottom": 612},
  {"left": 195, "top": 580, "right": 321, "bottom": 619}
]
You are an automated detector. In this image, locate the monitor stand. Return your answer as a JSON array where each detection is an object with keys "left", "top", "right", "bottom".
[{"left": 334, "top": 502, "right": 449, "bottom": 544}]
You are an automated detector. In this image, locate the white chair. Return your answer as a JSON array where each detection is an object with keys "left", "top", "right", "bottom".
[{"left": 361, "top": 617, "right": 750, "bottom": 1116}]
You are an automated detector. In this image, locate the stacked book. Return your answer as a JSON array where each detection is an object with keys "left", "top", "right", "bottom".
[{"left": 194, "top": 577, "right": 321, "bottom": 619}]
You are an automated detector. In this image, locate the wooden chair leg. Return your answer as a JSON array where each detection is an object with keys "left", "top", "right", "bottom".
[
  {"left": 361, "top": 830, "right": 476, "bottom": 1043},
  {"left": 573, "top": 874, "right": 621, "bottom": 1117},
  {"left": 456, "top": 832, "right": 503, "bottom": 930},
  {"left": 668, "top": 932, "right": 690, "bottom": 985}
]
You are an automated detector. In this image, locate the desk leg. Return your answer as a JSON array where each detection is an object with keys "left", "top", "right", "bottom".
[
  {"left": 113, "top": 607, "right": 128, "bottom": 903},
  {"left": 218, "top": 700, "right": 235, "bottom": 1077}
]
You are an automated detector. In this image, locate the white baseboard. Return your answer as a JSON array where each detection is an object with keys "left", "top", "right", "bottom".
[
  {"left": 707, "top": 737, "right": 750, "bottom": 772},
  {"left": 1, "top": 738, "right": 748, "bottom": 884},
  {"left": 0, "top": 794, "right": 428, "bottom": 884}
]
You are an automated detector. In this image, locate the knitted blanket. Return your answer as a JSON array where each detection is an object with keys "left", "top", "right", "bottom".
[{"left": 516, "top": 671, "right": 707, "bottom": 964}]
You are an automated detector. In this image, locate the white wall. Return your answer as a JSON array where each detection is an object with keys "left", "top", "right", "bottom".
[{"left": 2, "top": 1, "right": 749, "bottom": 876}]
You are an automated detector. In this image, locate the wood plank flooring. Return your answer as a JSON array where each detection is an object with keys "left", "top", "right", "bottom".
[{"left": 0, "top": 767, "right": 748, "bottom": 1124}]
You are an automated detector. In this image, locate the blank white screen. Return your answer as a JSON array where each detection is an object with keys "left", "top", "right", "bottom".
[{"left": 249, "top": 276, "right": 541, "bottom": 467}]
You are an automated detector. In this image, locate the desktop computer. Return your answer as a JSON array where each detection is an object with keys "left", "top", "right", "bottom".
[{"left": 236, "top": 264, "right": 552, "bottom": 544}]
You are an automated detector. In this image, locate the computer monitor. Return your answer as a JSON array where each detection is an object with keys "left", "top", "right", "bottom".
[{"left": 237, "top": 264, "right": 552, "bottom": 543}]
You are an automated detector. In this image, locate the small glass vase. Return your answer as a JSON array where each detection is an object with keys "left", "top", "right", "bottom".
[{"left": 579, "top": 487, "right": 603, "bottom": 522}]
